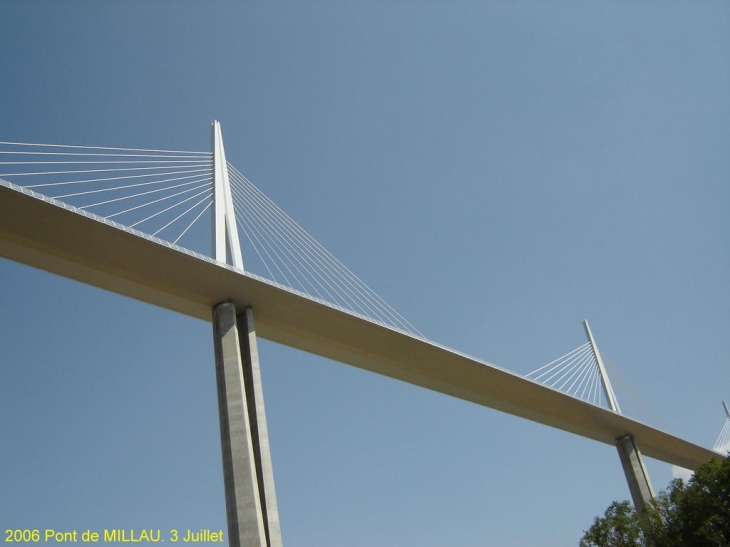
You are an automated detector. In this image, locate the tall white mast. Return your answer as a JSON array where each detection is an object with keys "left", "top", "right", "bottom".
[
  {"left": 583, "top": 319, "right": 621, "bottom": 413},
  {"left": 212, "top": 121, "right": 243, "bottom": 269}
]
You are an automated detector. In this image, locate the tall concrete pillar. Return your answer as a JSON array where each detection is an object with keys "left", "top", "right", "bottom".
[
  {"left": 237, "top": 306, "right": 282, "bottom": 547},
  {"left": 615, "top": 434, "right": 655, "bottom": 514},
  {"left": 212, "top": 301, "right": 283, "bottom": 547}
]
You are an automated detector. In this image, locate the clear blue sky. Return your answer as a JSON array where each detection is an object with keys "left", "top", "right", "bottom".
[{"left": 1, "top": 2, "right": 728, "bottom": 546}]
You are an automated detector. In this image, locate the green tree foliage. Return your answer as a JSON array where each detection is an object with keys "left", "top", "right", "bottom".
[
  {"left": 580, "top": 458, "right": 730, "bottom": 547},
  {"left": 579, "top": 501, "right": 646, "bottom": 547}
]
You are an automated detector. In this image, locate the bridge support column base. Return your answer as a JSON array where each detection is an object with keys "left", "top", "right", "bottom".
[
  {"left": 212, "top": 301, "right": 283, "bottom": 547},
  {"left": 615, "top": 434, "right": 655, "bottom": 514}
]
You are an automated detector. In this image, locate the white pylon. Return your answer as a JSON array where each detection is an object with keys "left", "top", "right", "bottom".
[
  {"left": 583, "top": 320, "right": 622, "bottom": 413},
  {"left": 212, "top": 121, "right": 244, "bottom": 269}
]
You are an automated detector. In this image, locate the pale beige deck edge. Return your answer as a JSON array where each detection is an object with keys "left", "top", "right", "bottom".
[{"left": 0, "top": 183, "right": 718, "bottom": 470}]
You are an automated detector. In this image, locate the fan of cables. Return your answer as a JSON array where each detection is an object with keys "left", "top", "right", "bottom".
[
  {"left": 0, "top": 140, "right": 214, "bottom": 247},
  {"left": 0, "top": 140, "right": 423, "bottom": 338},
  {"left": 526, "top": 342, "right": 608, "bottom": 407},
  {"left": 714, "top": 409, "right": 730, "bottom": 456}
]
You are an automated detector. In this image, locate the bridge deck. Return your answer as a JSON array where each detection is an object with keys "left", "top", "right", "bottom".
[{"left": 0, "top": 182, "right": 718, "bottom": 470}]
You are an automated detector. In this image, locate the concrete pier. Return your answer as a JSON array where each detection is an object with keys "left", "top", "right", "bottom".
[
  {"left": 238, "top": 307, "right": 282, "bottom": 547},
  {"left": 212, "top": 301, "right": 282, "bottom": 547},
  {"left": 615, "top": 434, "right": 655, "bottom": 514}
]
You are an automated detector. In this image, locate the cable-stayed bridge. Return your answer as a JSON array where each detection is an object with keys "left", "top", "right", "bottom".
[{"left": 0, "top": 123, "right": 724, "bottom": 547}]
